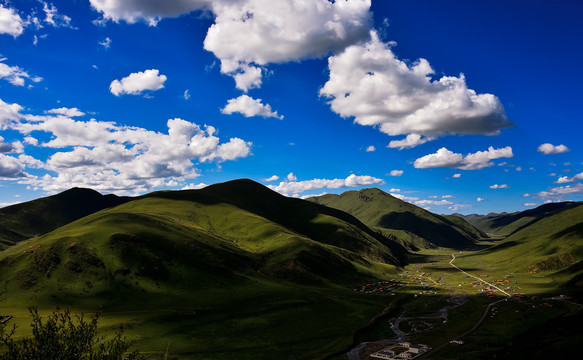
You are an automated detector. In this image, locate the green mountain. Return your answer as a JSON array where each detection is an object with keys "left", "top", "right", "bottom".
[
  {"left": 0, "top": 188, "right": 128, "bottom": 250},
  {"left": 0, "top": 179, "right": 406, "bottom": 359},
  {"left": 470, "top": 203, "right": 583, "bottom": 282},
  {"left": 308, "top": 188, "right": 485, "bottom": 249},
  {"left": 459, "top": 201, "right": 581, "bottom": 236}
]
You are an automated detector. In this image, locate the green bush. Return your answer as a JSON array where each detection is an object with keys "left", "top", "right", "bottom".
[{"left": 0, "top": 307, "right": 146, "bottom": 360}]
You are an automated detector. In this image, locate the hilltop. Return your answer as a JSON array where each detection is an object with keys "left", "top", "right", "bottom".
[
  {"left": 0, "top": 188, "right": 128, "bottom": 249},
  {"left": 308, "top": 188, "right": 487, "bottom": 250}
]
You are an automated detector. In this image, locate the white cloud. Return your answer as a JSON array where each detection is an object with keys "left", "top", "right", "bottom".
[
  {"left": 0, "top": 61, "right": 43, "bottom": 86},
  {"left": 574, "top": 172, "right": 583, "bottom": 180},
  {"left": 414, "top": 146, "right": 513, "bottom": 170},
  {"left": 263, "top": 175, "right": 279, "bottom": 182},
  {"left": 0, "top": 153, "right": 25, "bottom": 178},
  {"left": 548, "top": 172, "right": 556, "bottom": 177},
  {"left": 390, "top": 193, "right": 419, "bottom": 203},
  {"left": 89, "top": 0, "right": 212, "bottom": 26},
  {"left": 537, "top": 143, "right": 570, "bottom": 155},
  {"left": 181, "top": 182, "right": 208, "bottom": 190},
  {"left": 388, "top": 134, "right": 435, "bottom": 150},
  {"left": 0, "top": 98, "right": 24, "bottom": 129},
  {"left": 489, "top": 184, "right": 509, "bottom": 189},
  {"left": 320, "top": 31, "right": 512, "bottom": 143},
  {"left": 366, "top": 145, "right": 376, "bottom": 152},
  {"left": 453, "top": 173, "right": 461, "bottom": 178},
  {"left": 46, "top": 107, "right": 85, "bottom": 117},
  {"left": 0, "top": 4, "right": 25, "bottom": 37},
  {"left": 41, "top": 1, "right": 73, "bottom": 28},
  {"left": 90, "top": 0, "right": 371, "bottom": 90},
  {"left": 205, "top": 0, "right": 371, "bottom": 91},
  {"left": 286, "top": 172, "right": 297, "bottom": 181},
  {"left": 184, "top": 89, "right": 191, "bottom": 100},
  {"left": 530, "top": 183, "right": 583, "bottom": 200},
  {"left": 476, "top": 197, "right": 484, "bottom": 202},
  {"left": 99, "top": 37, "right": 111, "bottom": 48},
  {"left": 221, "top": 95, "right": 283, "bottom": 119},
  {"left": 415, "top": 199, "right": 452, "bottom": 206},
  {"left": 554, "top": 176, "right": 573, "bottom": 184},
  {"left": 389, "top": 188, "right": 401, "bottom": 193},
  {"left": 0, "top": 136, "right": 17, "bottom": 153},
  {"left": 13, "top": 113, "right": 252, "bottom": 194},
  {"left": 388, "top": 169, "right": 403, "bottom": 176},
  {"left": 110, "top": 69, "right": 167, "bottom": 96},
  {"left": 523, "top": 203, "right": 538, "bottom": 207},
  {"left": 268, "top": 174, "right": 384, "bottom": 196},
  {"left": 442, "top": 195, "right": 454, "bottom": 199}
]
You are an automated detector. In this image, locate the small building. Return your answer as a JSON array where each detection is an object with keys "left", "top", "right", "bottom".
[{"left": 370, "top": 349, "right": 396, "bottom": 359}]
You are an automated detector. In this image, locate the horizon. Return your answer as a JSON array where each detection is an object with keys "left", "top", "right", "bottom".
[{"left": 0, "top": 0, "right": 582, "bottom": 214}]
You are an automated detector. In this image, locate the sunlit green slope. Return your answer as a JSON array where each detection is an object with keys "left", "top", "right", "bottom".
[{"left": 309, "top": 188, "right": 485, "bottom": 249}]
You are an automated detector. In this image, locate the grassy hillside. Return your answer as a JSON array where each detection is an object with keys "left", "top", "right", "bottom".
[
  {"left": 309, "top": 188, "right": 485, "bottom": 249},
  {"left": 0, "top": 188, "right": 128, "bottom": 249},
  {"left": 464, "top": 203, "right": 583, "bottom": 283},
  {"left": 461, "top": 201, "right": 581, "bottom": 236},
  {"left": 0, "top": 179, "right": 404, "bottom": 359}
]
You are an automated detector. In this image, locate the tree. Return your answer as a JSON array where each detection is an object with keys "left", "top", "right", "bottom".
[{"left": 0, "top": 307, "right": 147, "bottom": 360}]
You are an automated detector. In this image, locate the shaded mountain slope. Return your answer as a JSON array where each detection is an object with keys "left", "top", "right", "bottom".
[
  {"left": 308, "top": 188, "right": 485, "bottom": 249},
  {"left": 460, "top": 201, "right": 581, "bottom": 236},
  {"left": 0, "top": 188, "right": 128, "bottom": 249},
  {"left": 469, "top": 203, "right": 583, "bottom": 279}
]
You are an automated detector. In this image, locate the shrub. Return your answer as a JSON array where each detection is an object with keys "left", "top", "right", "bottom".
[{"left": 0, "top": 307, "right": 146, "bottom": 360}]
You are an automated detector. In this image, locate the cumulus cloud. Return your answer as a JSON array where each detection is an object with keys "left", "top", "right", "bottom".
[
  {"left": 46, "top": 107, "right": 85, "bottom": 117},
  {"left": 286, "top": 172, "right": 297, "bottom": 182},
  {"left": 523, "top": 203, "right": 538, "bottom": 207},
  {"left": 110, "top": 69, "right": 167, "bottom": 96},
  {"left": 453, "top": 173, "right": 461, "bottom": 178},
  {"left": 390, "top": 193, "right": 419, "bottom": 203},
  {"left": 554, "top": 176, "right": 573, "bottom": 184},
  {"left": 388, "top": 134, "right": 435, "bottom": 150},
  {"left": 89, "top": 0, "right": 212, "bottom": 26},
  {"left": 476, "top": 197, "right": 484, "bottom": 202},
  {"left": 263, "top": 175, "right": 279, "bottom": 182},
  {"left": 13, "top": 112, "right": 251, "bottom": 193},
  {"left": 414, "top": 146, "right": 513, "bottom": 170},
  {"left": 537, "top": 143, "right": 570, "bottom": 155},
  {"left": 366, "top": 145, "right": 376, "bottom": 152},
  {"left": 489, "top": 184, "right": 509, "bottom": 189},
  {"left": 320, "top": 31, "right": 512, "bottom": 146},
  {"left": 0, "top": 4, "right": 25, "bottom": 37},
  {"left": 415, "top": 199, "right": 452, "bottom": 206},
  {"left": 91, "top": 0, "right": 371, "bottom": 90},
  {"left": 531, "top": 183, "right": 583, "bottom": 200},
  {"left": 221, "top": 95, "right": 283, "bottom": 119},
  {"left": 388, "top": 170, "right": 403, "bottom": 176},
  {"left": 0, "top": 61, "right": 43, "bottom": 86},
  {"left": 205, "top": 0, "right": 371, "bottom": 91},
  {"left": 0, "top": 98, "right": 24, "bottom": 129},
  {"left": 181, "top": 182, "right": 208, "bottom": 190},
  {"left": 268, "top": 174, "right": 384, "bottom": 196},
  {"left": 0, "top": 154, "right": 25, "bottom": 178}
]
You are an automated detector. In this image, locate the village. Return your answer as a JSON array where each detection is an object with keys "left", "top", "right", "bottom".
[{"left": 370, "top": 342, "right": 430, "bottom": 360}]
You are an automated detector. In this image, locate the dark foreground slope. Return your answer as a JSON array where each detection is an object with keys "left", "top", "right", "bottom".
[
  {"left": 309, "top": 188, "right": 485, "bottom": 249},
  {"left": 0, "top": 179, "right": 406, "bottom": 359},
  {"left": 0, "top": 188, "right": 128, "bottom": 249}
]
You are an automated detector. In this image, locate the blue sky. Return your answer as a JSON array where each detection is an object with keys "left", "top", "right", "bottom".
[{"left": 0, "top": 0, "right": 581, "bottom": 214}]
